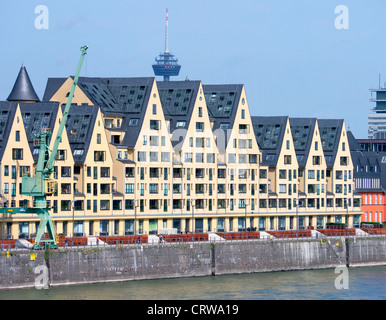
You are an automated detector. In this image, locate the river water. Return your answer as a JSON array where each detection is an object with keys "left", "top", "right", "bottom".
[{"left": 0, "top": 266, "right": 385, "bottom": 300}]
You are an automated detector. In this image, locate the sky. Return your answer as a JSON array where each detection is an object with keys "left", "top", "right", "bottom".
[{"left": 0, "top": 0, "right": 385, "bottom": 139}]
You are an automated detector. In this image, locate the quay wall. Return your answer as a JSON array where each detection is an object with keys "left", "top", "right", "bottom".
[{"left": 0, "top": 237, "right": 385, "bottom": 290}]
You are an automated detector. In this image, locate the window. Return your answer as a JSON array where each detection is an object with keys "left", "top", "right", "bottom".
[
  {"left": 150, "top": 136, "right": 159, "bottom": 146},
  {"left": 218, "top": 169, "right": 226, "bottom": 179},
  {"left": 143, "top": 135, "right": 147, "bottom": 145},
  {"left": 138, "top": 151, "right": 146, "bottom": 162},
  {"left": 150, "top": 152, "right": 158, "bottom": 162},
  {"left": 176, "top": 121, "right": 186, "bottom": 128},
  {"left": 196, "top": 137, "right": 205, "bottom": 148},
  {"left": 239, "top": 139, "right": 247, "bottom": 149},
  {"left": 195, "top": 153, "right": 204, "bottom": 163},
  {"left": 279, "top": 170, "right": 286, "bottom": 179},
  {"left": 61, "top": 183, "right": 71, "bottom": 194},
  {"left": 284, "top": 155, "right": 291, "bottom": 165},
  {"left": 100, "top": 184, "right": 111, "bottom": 194},
  {"left": 196, "top": 122, "right": 204, "bottom": 132},
  {"left": 15, "top": 131, "right": 20, "bottom": 142},
  {"left": 315, "top": 141, "right": 318, "bottom": 150},
  {"left": 184, "top": 153, "right": 193, "bottom": 163},
  {"left": 149, "top": 184, "right": 158, "bottom": 194},
  {"left": 198, "top": 107, "right": 202, "bottom": 117},
  {"left": 152, "top": 104, "right": 157, "bottom": 115},
  {"left": 217, "top": 184, "right": 226, "bottom": 194},
  {"left": 173, "top": 184, "right": 182, "bottom": 194},
  {"left": 149, "top": 168, "right": 159, "bottom": 178},
  {"left": 100, "top": 167, "right": 110, "bottom": 177},
  {"left": 313, "top": 156, "right": 321, "bottom": 165},
  {"left": 340, "top": 157, "right": 348, "bottom": 166},
  {"left": 61, "top": 167, "right": 71, "bottom": 177},
  {"left": 238, "top": 184, "right": 246, "bottom": 193},
  {"left": 150, "top": 120, "right": 160, "bottom": 130},
  {"left": 129, "top": 118, "right": 139, "bottom": 126},
  {"left": 195, "top": 184, "right": 205, "bottom": 194},
  {"left": 228, "top": 153, "right": 236, "bottom": 163},
  {"left": 238, "top": 169, "right": 247, "bottom": 179},
  {"left": 12, "top": 149, "right": 23, "bottom": 160},
  {"left": 238, "top": 154, "right": 247, "bottom": 164},
  {"left": 207, "top": 153, "right": 215, "bottom": 163},
  {"left": 100, "top": 200, "right": 110, "bottom": 210},
  {"left": 125, "top": 167, "right": 134, "bottom": 178},
  {"left": 19, "top": 166, "right": 30, "bottom": 178},
  {"left": 97, "top": 133, "right": 101, "bottom": 144},
  {"left": 94, "top": 151, "right": 105, "bottom": 161},
  {"left": 308, "top": 170, "right": 315, "bottom": 179},
  {"left": 241, "top": 109, "right": 245, "bottom": 119},
  {"left": 61, "top": 200, "right": 71, "bottom": 211},
  {"left": 279, "top": 184, "right": 286, "bottom": 193},
  {"left": 55, "top": 150, "right": 66, "bottom": 161},
  {"left": 195, "top": 168, "right": 204, "bottom": 178},
  {"left": 161, "top": 152, "right": 170, "bottom": 162}
]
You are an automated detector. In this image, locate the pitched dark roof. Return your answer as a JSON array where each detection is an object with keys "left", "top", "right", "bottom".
[
  {"left": 289, "top": 118, "right": 317, "bottom": 168},
  {"left": 351, "top": 150, "right": 384, "bottom": 192},
  {"left": 64, "top": 104, "right": 99, "bottom": 164},
  {"left": 43, "top": 77, "right": 156, "bottom": 149},
  {"left": 203, "top": 84, "right": 243, "bottom": 151},
  {"left": 157, "top": 80, "right": 201, "bottom": 148},
  {"left": 20, "top": 102, "right": 60, "bottom": 162},
  {"left": 251, "top": 116, "right": 288, "bottom": 166},
  {"left": 318, "top": 119, "right": 344, "bottom": 168},
  {"left": 0, "top": 101, "right": 18, "bottom": 161},
  {"left": 347, "top": 130, "right": 363, "bottom": 152},
  {"left": 7, "top": 65, "right": 40, "bottom": 102}
]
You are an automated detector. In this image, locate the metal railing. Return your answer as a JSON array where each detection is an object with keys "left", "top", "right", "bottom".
[{"left": 3, "top": 227, "right": 386, "bottom": 252}]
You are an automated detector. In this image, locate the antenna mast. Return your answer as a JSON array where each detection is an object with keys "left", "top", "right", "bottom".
[{"left": 165, "top": 8, "right": 169, "bottom": 53}]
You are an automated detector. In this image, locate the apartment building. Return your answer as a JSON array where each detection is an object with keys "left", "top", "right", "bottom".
[
  {"left": 349, "top": 131, "right": 386, "bottom": 224},
  {"left": 0, "top": 65, "right": 363, "bottom": 239}
]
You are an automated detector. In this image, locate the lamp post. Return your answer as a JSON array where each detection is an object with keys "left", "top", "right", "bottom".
[
  {"left": 190, "top": 199, "right": 195, "bottom": 242},
  {"left": 296, "top": 179, "right": 300, "bottom": 238},
  {"left": 1, "top": 199, "right": 6, "bottom": 251},
  {"left": 134, "top": 199, "right": 139, "bottom": 243},
  {"left": 71, "top": 199, "right": 75, "bottom": 246},
  {"left": 244, "top": 199, "right": 248, "bottom": 239},
  {"left": 345, "top": 199, "right": 349, "bottom": 237}
]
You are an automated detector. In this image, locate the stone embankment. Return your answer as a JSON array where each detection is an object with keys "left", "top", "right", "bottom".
[{"left": 1, "top": 236, "right": 385, "bottom": 290}]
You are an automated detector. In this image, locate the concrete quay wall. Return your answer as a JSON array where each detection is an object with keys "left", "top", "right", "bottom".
[{"left": 0, "top": 237, "right": 385, "bottom": 290}]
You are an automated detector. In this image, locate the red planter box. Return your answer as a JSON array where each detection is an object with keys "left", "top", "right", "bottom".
[
  {"left": 216, "top": 232, "right": 260, "bottom": 240},
  {"left": 0, "top": 240, "right": 15, "bottom": 249}
]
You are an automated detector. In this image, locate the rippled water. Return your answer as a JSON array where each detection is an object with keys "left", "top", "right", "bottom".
[{"left": 0, "top": 266, "right": 385, "bottom": 300}]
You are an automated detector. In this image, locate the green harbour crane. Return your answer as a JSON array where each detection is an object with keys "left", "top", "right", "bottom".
[{"left": 6, "top": 46, "right": 88, "bottom": 250}]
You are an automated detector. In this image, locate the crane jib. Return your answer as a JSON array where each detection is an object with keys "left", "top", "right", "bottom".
[{"left": 18, "top": 46, "right": 88, "bottom": 250}]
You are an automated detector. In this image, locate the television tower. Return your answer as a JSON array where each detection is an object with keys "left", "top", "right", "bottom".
[{"left": 152, "top": 9, "right": 181, "bottom": 81}]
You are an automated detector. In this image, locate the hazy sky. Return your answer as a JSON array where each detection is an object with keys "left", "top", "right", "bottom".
[{"left": 1, "top": 0, "right": 385, "bottom": 139}]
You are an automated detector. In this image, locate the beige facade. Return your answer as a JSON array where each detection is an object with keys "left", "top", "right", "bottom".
[{"left": 0, "top": 76, "right": 362, "bottom": 240}]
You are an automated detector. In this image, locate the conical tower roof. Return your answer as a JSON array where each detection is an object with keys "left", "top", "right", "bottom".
[{"left": 7, "top": 65, "right": 40, "bottom": 102}]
